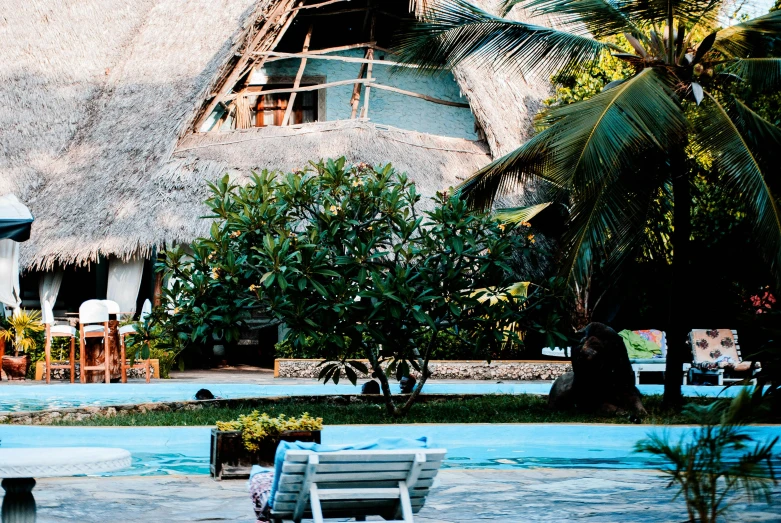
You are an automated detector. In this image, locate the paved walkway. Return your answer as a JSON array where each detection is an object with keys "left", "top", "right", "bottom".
[{"left": 7, "top": 468, "right": 779, "bottom": 522}]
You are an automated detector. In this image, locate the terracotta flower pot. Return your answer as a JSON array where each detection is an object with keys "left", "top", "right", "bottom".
[{"left": 2, "top": 354, "right": 31, "bottom": 380}]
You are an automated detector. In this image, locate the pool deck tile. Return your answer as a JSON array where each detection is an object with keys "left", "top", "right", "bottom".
[{"left": 7, "top": 468, "right": 779, "bottom": 522}]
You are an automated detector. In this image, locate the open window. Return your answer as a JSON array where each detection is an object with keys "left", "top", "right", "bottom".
[{"left": 255, "top": 88, "right": 317, "bottom": 127}]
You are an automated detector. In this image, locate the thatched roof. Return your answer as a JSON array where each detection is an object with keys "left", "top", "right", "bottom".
[{"left": 1, "top": 0, "right": 549, "bottom": 270}]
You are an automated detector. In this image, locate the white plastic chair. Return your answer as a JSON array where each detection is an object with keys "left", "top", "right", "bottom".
[
  {"left": 42, "top": 299, "right": 77, "bottom": 384},
  {"left": 78, "top": 299, "right": 111, "bottom": 384},
  {"left": 119, "top": 299, "right": 153, "bottom": 383}
]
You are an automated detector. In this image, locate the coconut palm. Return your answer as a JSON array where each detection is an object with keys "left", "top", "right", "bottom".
[{"left": 396, "top": 0, "right": 781, "bottom": 404}]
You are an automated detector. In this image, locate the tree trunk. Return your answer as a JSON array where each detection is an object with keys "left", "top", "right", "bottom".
[{"left": 664, "top": 161, "right": 691, "bottom": 408}]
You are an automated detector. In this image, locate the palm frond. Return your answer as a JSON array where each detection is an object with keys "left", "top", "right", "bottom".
[
  {"left": 501, "top": 0, "right": 641, "bottom": 38},
  {"left": 394, "top": 0, "right": 612, "bottom": 80},
  {"left": 459, "top": 68, "right": 686, "bottom": 211},
  {"left": 494, "top": 202, "right": 553, "bottom": 224},
  {"left": 713, "top": 11, "right": 781, "bottom": 58},
  {"left": 724, "top": 58, "right": 781, "bottom": 90},
  {"left": 560, "top": 171, "right": 662, "bottom": 288},
  {"left": 539, "top": 67, "right": 687, "bottom": 192},
  {"left": 693, "top": 94, "right": 781, "bottom": 287},
  {"left": 618, "top": 0, "right": 724, "bottom": 27},
  {"left": 457, "top": 127, "right": 560, "bottom": 211}
]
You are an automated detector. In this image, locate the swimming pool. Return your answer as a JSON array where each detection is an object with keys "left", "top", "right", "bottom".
[
  {"left": 0, "top": 382, "right": 753, "bottom": 413},
  {"left": 2, "top": 424, "right": 779, "bottom": 476}
]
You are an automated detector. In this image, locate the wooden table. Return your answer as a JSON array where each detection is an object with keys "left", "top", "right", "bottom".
[{"left": 0, "top": 447, "right": 131, "bottom": 522}]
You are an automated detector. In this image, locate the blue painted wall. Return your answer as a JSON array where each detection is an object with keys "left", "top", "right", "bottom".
[{"left": 258, "top": 50, "right": 478, "bottom": 140}]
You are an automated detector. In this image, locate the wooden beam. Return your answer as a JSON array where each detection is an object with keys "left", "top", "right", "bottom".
[
  {"left": 294, "top": 0, "right": 351, "bottom": 9},
  {"left": 263, "top": 42, "right": 376, "bottom": 62},
  {"left": 282, "top": 23, "right": 314, "bottom": 126},
  {"left": 299, "top": 7, "right": 368, "bottom": 16},
  {"left": 225, "top": 78, "right": 376, "bottom": 100},
  {"left": 256, "top": 51, "right": 419, "bottom": 68},
  {"left": 365, "top": 83, "right": 471, "bottom": 108},
  {"left": 194, "top": 0, "right": 299, "bottom": 131}
]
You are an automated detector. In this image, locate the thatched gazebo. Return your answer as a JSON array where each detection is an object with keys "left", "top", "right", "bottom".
[{"left": 0, "top": 0, "right": 549, "bottom": 312}]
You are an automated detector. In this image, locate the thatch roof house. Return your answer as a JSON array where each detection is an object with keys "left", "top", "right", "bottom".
[{"left": 1, "top": 0, "right": 550, "bottom": 310}]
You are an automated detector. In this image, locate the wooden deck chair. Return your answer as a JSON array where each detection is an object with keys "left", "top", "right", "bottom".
[
  {"left": 688, "top": 329, "right": 760, "bottom": 385},
  {"left": 270, "top": 448, "right": 447, "bottom": 523},
  {"left": 78, "top": 299, "right": 111, "bottom": 384},
  {"left": 119, "top": 299, "right": 153, "bottom": 383},
  {"left": 42, "top": 299, "right": 76, "bottom": 384}
]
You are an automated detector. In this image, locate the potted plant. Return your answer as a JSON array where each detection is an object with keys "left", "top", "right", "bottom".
[
  {"left": 211, "top": 411, "right": 323, "bottom": 480},
  {"left": 0, "top": 309, "right": 44, "bottom": 380}
]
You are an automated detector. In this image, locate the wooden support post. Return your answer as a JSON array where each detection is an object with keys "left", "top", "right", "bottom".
[
  {"left": 349, "top": 61, "right": 368, "bottom": 119},
  {"left": 360, "top": 11, "right": 376, "bottom": 119},
  {"left": 282, "top": 23, "right": 314, "bottom": 126}
]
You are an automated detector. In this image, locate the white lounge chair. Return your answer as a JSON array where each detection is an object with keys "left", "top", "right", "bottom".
[{"left": 270, "top": 448, "right": 446, "bottom": 523}]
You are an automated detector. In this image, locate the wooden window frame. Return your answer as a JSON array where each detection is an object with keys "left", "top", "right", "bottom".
[{"left": 250, "top": 75, "right": 327, "bottom": 127}]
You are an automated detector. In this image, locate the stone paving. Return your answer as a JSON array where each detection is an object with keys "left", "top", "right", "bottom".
[{"left": 5, "top": 468, "right": 779, "bottom": 522}]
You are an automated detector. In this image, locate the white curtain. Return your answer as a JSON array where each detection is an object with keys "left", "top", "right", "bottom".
[
  {"left": 0, "top": 239, "right": 20, "bottom": 310},
  {"left": 38, "top": 269, "right": 64, "bottom": 310},
  {"left": 107, "top": 257, "right": 145, "bottom": 314}
]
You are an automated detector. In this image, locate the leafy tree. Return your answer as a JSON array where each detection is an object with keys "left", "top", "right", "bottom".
[
  {"left": 160, "top": 159, "right": 563, "bottom": 416},
  {"left": 397, "top": 0, "right": 781, "bottom": 406}
]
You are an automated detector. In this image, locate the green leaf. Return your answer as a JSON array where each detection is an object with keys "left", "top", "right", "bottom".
[
  {"left": 344, "top": 365, "right": 358, "bottom": 385},
  {"left": 348, "top": 360, "right": 369, "bottom": 374},
  {"left": 714, "top": 11, "right": 781, "bottom": 58},
  {"left": 502, "top": 0, "right": 640, "bottom": 37},
  {"left": 459, "top": 68, "right": 687, "bottom": 212},
  {"left": 692, "top": 95, "right": 781, "bottom": 288},
  {"left": 493, "top": 202, "right": 552, "bottom": 225},
  {"left": 396, "top": 0, "right": 611, "bottom": 81},
  {"left": 726, "top": 58, "right": 781, "bottom": 91}
]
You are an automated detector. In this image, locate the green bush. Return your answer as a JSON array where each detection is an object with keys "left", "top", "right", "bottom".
[{"left": 157, "top": 158, "right": 565, "bottom": 416}]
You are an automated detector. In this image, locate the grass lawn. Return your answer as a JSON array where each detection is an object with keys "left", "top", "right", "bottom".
[{"left": 45, "top": 394, "right": 730, "bottom": 426}]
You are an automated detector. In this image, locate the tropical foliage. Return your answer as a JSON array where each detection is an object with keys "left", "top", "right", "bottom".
[
  {"left": 216, "top": 411, "right": 323, "bottom": 452},
  {"left": 397, "top": 0, "right": 781, "bottom": 403},
  {"left": 0, "top": 309, "right": 44, "bottom": 356},
  {"left": 635, "top": 392, "right": 778, "bottom": 522},
  {"left": 398, "top": 0, "right": 781, "bottom": 292},
  {"left": 158, "top": 159, "right": 565, "bottom": 416}
]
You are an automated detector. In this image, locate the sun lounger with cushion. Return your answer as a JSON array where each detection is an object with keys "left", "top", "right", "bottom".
[
  {"left": 688, "top": 329, "right": 760, "bottom": 385},
  {"left": 620, "top": 329, "right": 691, "bottom": 385}
]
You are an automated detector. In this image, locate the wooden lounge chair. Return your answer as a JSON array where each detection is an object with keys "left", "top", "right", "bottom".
[
  {"left": 270, "top": 448, "right": 446, "bottom": 523},
  {"left": 688, "top": 329, "right": 759, "bottom": 386}
]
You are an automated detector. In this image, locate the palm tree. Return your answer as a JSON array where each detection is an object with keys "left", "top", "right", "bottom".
[{"left": 396, "top": 0, "right": 781, "bottom": 405}]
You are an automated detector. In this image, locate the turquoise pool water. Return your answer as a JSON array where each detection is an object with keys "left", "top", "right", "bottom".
[
  {"left": 2, "top": 424, "right": 779, "bottom": 476},
  {"left": 0, "top": 382, "right": 752, "bottom": 413}
]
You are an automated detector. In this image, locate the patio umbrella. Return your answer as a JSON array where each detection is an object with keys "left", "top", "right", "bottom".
[
  {"left": 0, "top": 194, "right": 34, "bottom": 311},
  {"left": 0, "top": 194, "right": 34, "bottom": 241}
]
